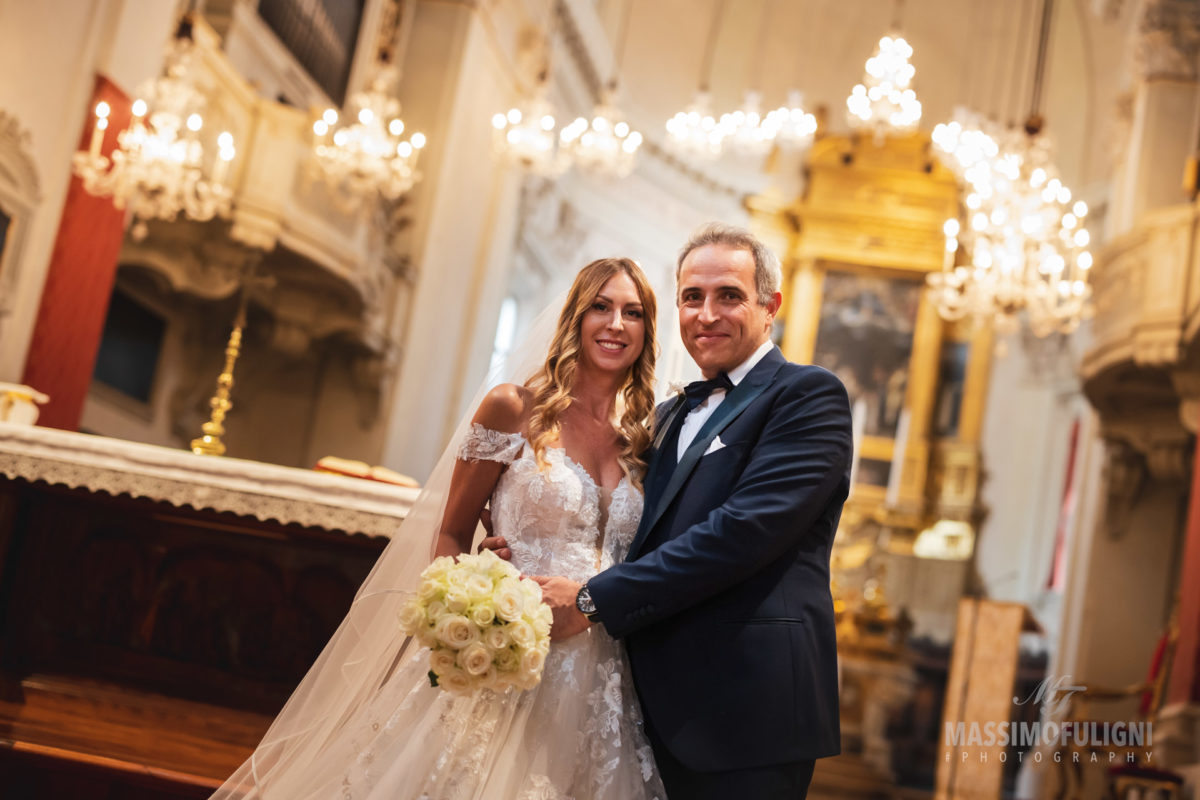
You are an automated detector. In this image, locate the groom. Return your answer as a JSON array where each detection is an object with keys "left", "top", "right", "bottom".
[{"left": 490, "top": 223, "right": 852, "bottom": 798}]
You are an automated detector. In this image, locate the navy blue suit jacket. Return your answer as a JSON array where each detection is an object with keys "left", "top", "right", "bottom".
[{"left": 587, "top": 347, "right": 852, "bottom": 771}]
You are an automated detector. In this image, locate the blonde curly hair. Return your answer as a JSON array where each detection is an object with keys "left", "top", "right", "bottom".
[{"left": 525, "top": 258, "right": 657, "bottom": 490}]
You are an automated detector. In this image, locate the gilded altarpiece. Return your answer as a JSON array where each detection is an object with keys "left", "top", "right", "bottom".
[{"left": 748, "top": 133, "right": 994, "bottom": 790}]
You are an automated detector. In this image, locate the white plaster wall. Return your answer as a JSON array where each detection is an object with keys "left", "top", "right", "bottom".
[
  {"left": 976, "top": 330, "right": 1095, "bottom": 653},
  {"left": 379, "top": 2, "right": 523, "bottom": 478},
  {"left": 0, "top": 0, "right": 178, "bottom": 382}
]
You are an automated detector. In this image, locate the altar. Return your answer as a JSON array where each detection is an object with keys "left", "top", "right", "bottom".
[{"left": 0, "top": 422, "right": 418, "bottom": 797}]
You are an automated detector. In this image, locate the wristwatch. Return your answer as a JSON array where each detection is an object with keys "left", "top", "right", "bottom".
[{"left": 575, "top": 583, "right": 600, "bottom": 622}]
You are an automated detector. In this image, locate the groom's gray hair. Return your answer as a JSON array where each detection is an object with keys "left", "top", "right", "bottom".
[{"left": 676, "top": 222, "right": 782, "bottom": 306}]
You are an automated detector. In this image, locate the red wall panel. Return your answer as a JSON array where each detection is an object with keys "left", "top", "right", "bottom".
[{"left": 22, "top": 75, "right": 130, "bottom": 430}]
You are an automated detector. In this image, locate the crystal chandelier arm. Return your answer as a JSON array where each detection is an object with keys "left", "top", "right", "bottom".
[
  {"left": 1003, "top": 0, "right": 1038, "bottom": 128},
  {"left": 697, "top": 0, "right": 727, "bottom": 93},
  {"left": 1028, "top": 0, "right": 1055, "bottom": 123},
  {"left": 538, "top": 0, "right": 561, "bottom": 86},
  {"left": 746, "top": 0, "right": 775, "bottom": 93},
  {"left": 607, "top": 0, "right": 634, "bottom": 94}
]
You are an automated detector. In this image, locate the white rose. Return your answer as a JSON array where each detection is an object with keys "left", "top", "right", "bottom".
[
  {"left": 508, "top": 619, "right": 536, "bottom": 649},
  {"left": 470, "top": 604, "right": 496, "bottom": 627},
  {"left": 494, "top": 647, "right": 519, "bottom": 672},
  {"left": 446, "top": 569, "right": 470, "bottom": 590},
  {"left": 520, "top": 578, "right": 543, "bottom": 607},
  {"left": 454, "top": 552, "right": 481, "bottom": 571},
  {"left": 429, "top": 648, "right": 457, "bottom": 676},
  {"left": 520, "top": 646, "right": 546, "bottom": 675},
  {"left": 434, "top": 614, "right": 479, "bottom": 650},
  {"left": 536, "top": 605, "right": 553, "bottom": 627},
  {"left": 494, "top": 579, "right": 525, "bottom": 623},
  {"left": 483, "top": 625, "right": 510, "bottom": 651},
  {"left": 397, "top": 601, "right": 426, "bottom": 635},
  {"left": 475, "top": 664, "right": 499, "bottom": 690},
  {"left": 445, "top": 588, "right": 471, "bottom": 614},
  {"left": 490, "top": 558, "right": 513, "bottom": 581},
  {"left": 531, "top": 615, "right": 551, "bottom": 639},
  {"left": 425, "top": 600, "right": 448, "bottom": 624},
  {"left": 458, "top": 642, "right": 493, "bottom": 676},
  {"left": 439, "top": 667, "right": 473, "bottom": 694},
  {"left": 417, "top": 578, "right": 441, "bottom": 602},
  {"left": 424, "top": 556, "right": 455, "bottom": 579},
  {"left": 465, "top": 573, "right": 494, "bottom": 602}
]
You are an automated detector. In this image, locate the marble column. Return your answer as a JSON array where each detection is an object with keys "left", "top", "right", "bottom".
[{"left": 1109, "top": 0, "right": 1200, "bottom": 235}]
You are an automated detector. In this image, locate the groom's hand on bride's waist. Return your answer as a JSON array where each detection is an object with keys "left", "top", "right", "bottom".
[
  {"left": 476, "top": 508, "right": 512, "bottom": 561},
  {"left": 531, "top": 576, "right": 591, "bottom": 641},
  {"left": 477, "top": 535, "right": 511, "bottom": 560}
]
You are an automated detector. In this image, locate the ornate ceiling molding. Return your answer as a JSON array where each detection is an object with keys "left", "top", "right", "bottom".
[
  {"left": 1134, "top": 0, "right": 1200, "bottom": 81},
  {"left": 0, "top": 110, "right": 40, "bottom": 203}
]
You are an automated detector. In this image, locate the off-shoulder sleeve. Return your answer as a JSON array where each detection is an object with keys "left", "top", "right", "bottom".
[{"left": 457, "top": 422, "right": 526, "bottom": 464}]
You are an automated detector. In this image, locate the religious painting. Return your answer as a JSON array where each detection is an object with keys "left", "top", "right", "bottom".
[
  {"left": 934, "top": 340, "right": 969, "bottom": 438},
  {"left": 854, "top": 457, "right": 892, "bottom": 488},
  {"left": 92, "top": 287, "right": 166, "bottom": 405},
  {"left": 811, "top": 269, "right": 923, "bottom": 439}
]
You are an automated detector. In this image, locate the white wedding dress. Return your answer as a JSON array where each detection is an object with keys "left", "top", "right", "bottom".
[{"left": 286, "top": 423, "right": 665, "bottom": 800}]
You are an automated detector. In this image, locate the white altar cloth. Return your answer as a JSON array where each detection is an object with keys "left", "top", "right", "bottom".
[{"left": 0, "top": 422, "right": 419, "bottom": 538}]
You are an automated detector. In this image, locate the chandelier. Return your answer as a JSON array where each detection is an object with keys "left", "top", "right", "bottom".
[
  {"left": 929, "top": 112, "right": 1093, "bottom": 337},
  {"left": 665, "top": 90, "right": 723, "bottom": 161},
  {"left": 765, "top": 90, "right": 817, "bottom": 152},
  {"left": 312, "top": 67, "right": 426, "bottom": 208},
  {"left": 72, "top": 20, "right": 235, "bottom": 240},
  {"left": 927, "top": 0, "right": 1092, "bottom": 339},
  {"left": 558, "top": 0, "right": 642, "bottom": 178},
  {"left": 719, "top": 91, "right": 773, "bottom": 159},
  {"left": 559, "top": 92, "right": 643, "bottom": 178},
  {"left": 846, "top": 34, "right": 922, "bottom": 138},
  {"left": 492, "top": 82, "right": 568, "bottom": 177}
]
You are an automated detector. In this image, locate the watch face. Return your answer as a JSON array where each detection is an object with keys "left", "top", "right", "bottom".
[{"left": 577, "top": 587, "right": 597, "bottom": 614}]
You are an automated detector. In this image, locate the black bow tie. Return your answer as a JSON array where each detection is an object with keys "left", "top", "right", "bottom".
[{"left": 683, "top": 373, "right": 734, "bottom": 411}]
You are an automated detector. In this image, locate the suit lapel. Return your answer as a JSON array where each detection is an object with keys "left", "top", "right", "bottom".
[
  {"left": 630, "top": 348, "right": 787, "bottom": 559},
  {"left": 627, "top": 395, "right": 688, "bottom": 557}
]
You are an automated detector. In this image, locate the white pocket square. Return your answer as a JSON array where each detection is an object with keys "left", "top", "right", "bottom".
[{"left": 703, "top": 436, "right": 726, "bottom": 456}]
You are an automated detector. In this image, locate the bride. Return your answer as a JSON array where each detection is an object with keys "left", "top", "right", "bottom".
[{"left": 211, "top": 257, "right": 667, "bottom": 799}]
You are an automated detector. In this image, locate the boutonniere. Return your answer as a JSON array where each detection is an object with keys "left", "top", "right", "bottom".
[{"left": 668, "top": 381, "right": 687, "bottom": 396}]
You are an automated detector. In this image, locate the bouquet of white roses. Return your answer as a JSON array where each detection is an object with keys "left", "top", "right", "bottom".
[{"left": 398, "top": 549, "right": 553, "bottom": 694}]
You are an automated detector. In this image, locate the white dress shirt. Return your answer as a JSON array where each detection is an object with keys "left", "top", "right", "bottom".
[{"left": 676, "top": 339, "right": 775, "bottom": 460}]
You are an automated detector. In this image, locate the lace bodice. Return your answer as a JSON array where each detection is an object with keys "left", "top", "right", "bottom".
[{"left": 458, "top": 423, "right": 642, "bottom": 584}]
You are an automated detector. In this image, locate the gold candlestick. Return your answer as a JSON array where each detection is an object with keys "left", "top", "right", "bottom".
[{"left": 190, "top": 288, "right": 250, "bottom": 457}]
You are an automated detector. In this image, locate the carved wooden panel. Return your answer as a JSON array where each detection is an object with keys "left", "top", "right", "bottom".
[{"left": 0, "top": 478, "right": 386, "bottom": 714}]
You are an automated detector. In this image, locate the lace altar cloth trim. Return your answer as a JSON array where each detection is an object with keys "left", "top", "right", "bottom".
[{"left": 0, "top": 422, "right": 419, "bottom": 537}]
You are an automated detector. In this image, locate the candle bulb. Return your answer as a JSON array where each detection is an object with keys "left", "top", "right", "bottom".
[
  {"left": 213, "top": 132, "right": 234, "bottom": 185},
  {"left": 942, "top": 218, "right": 960, "bottom": 272},
  {"left": 90, "top": 101, "right": 111, "bottom": 158}
]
